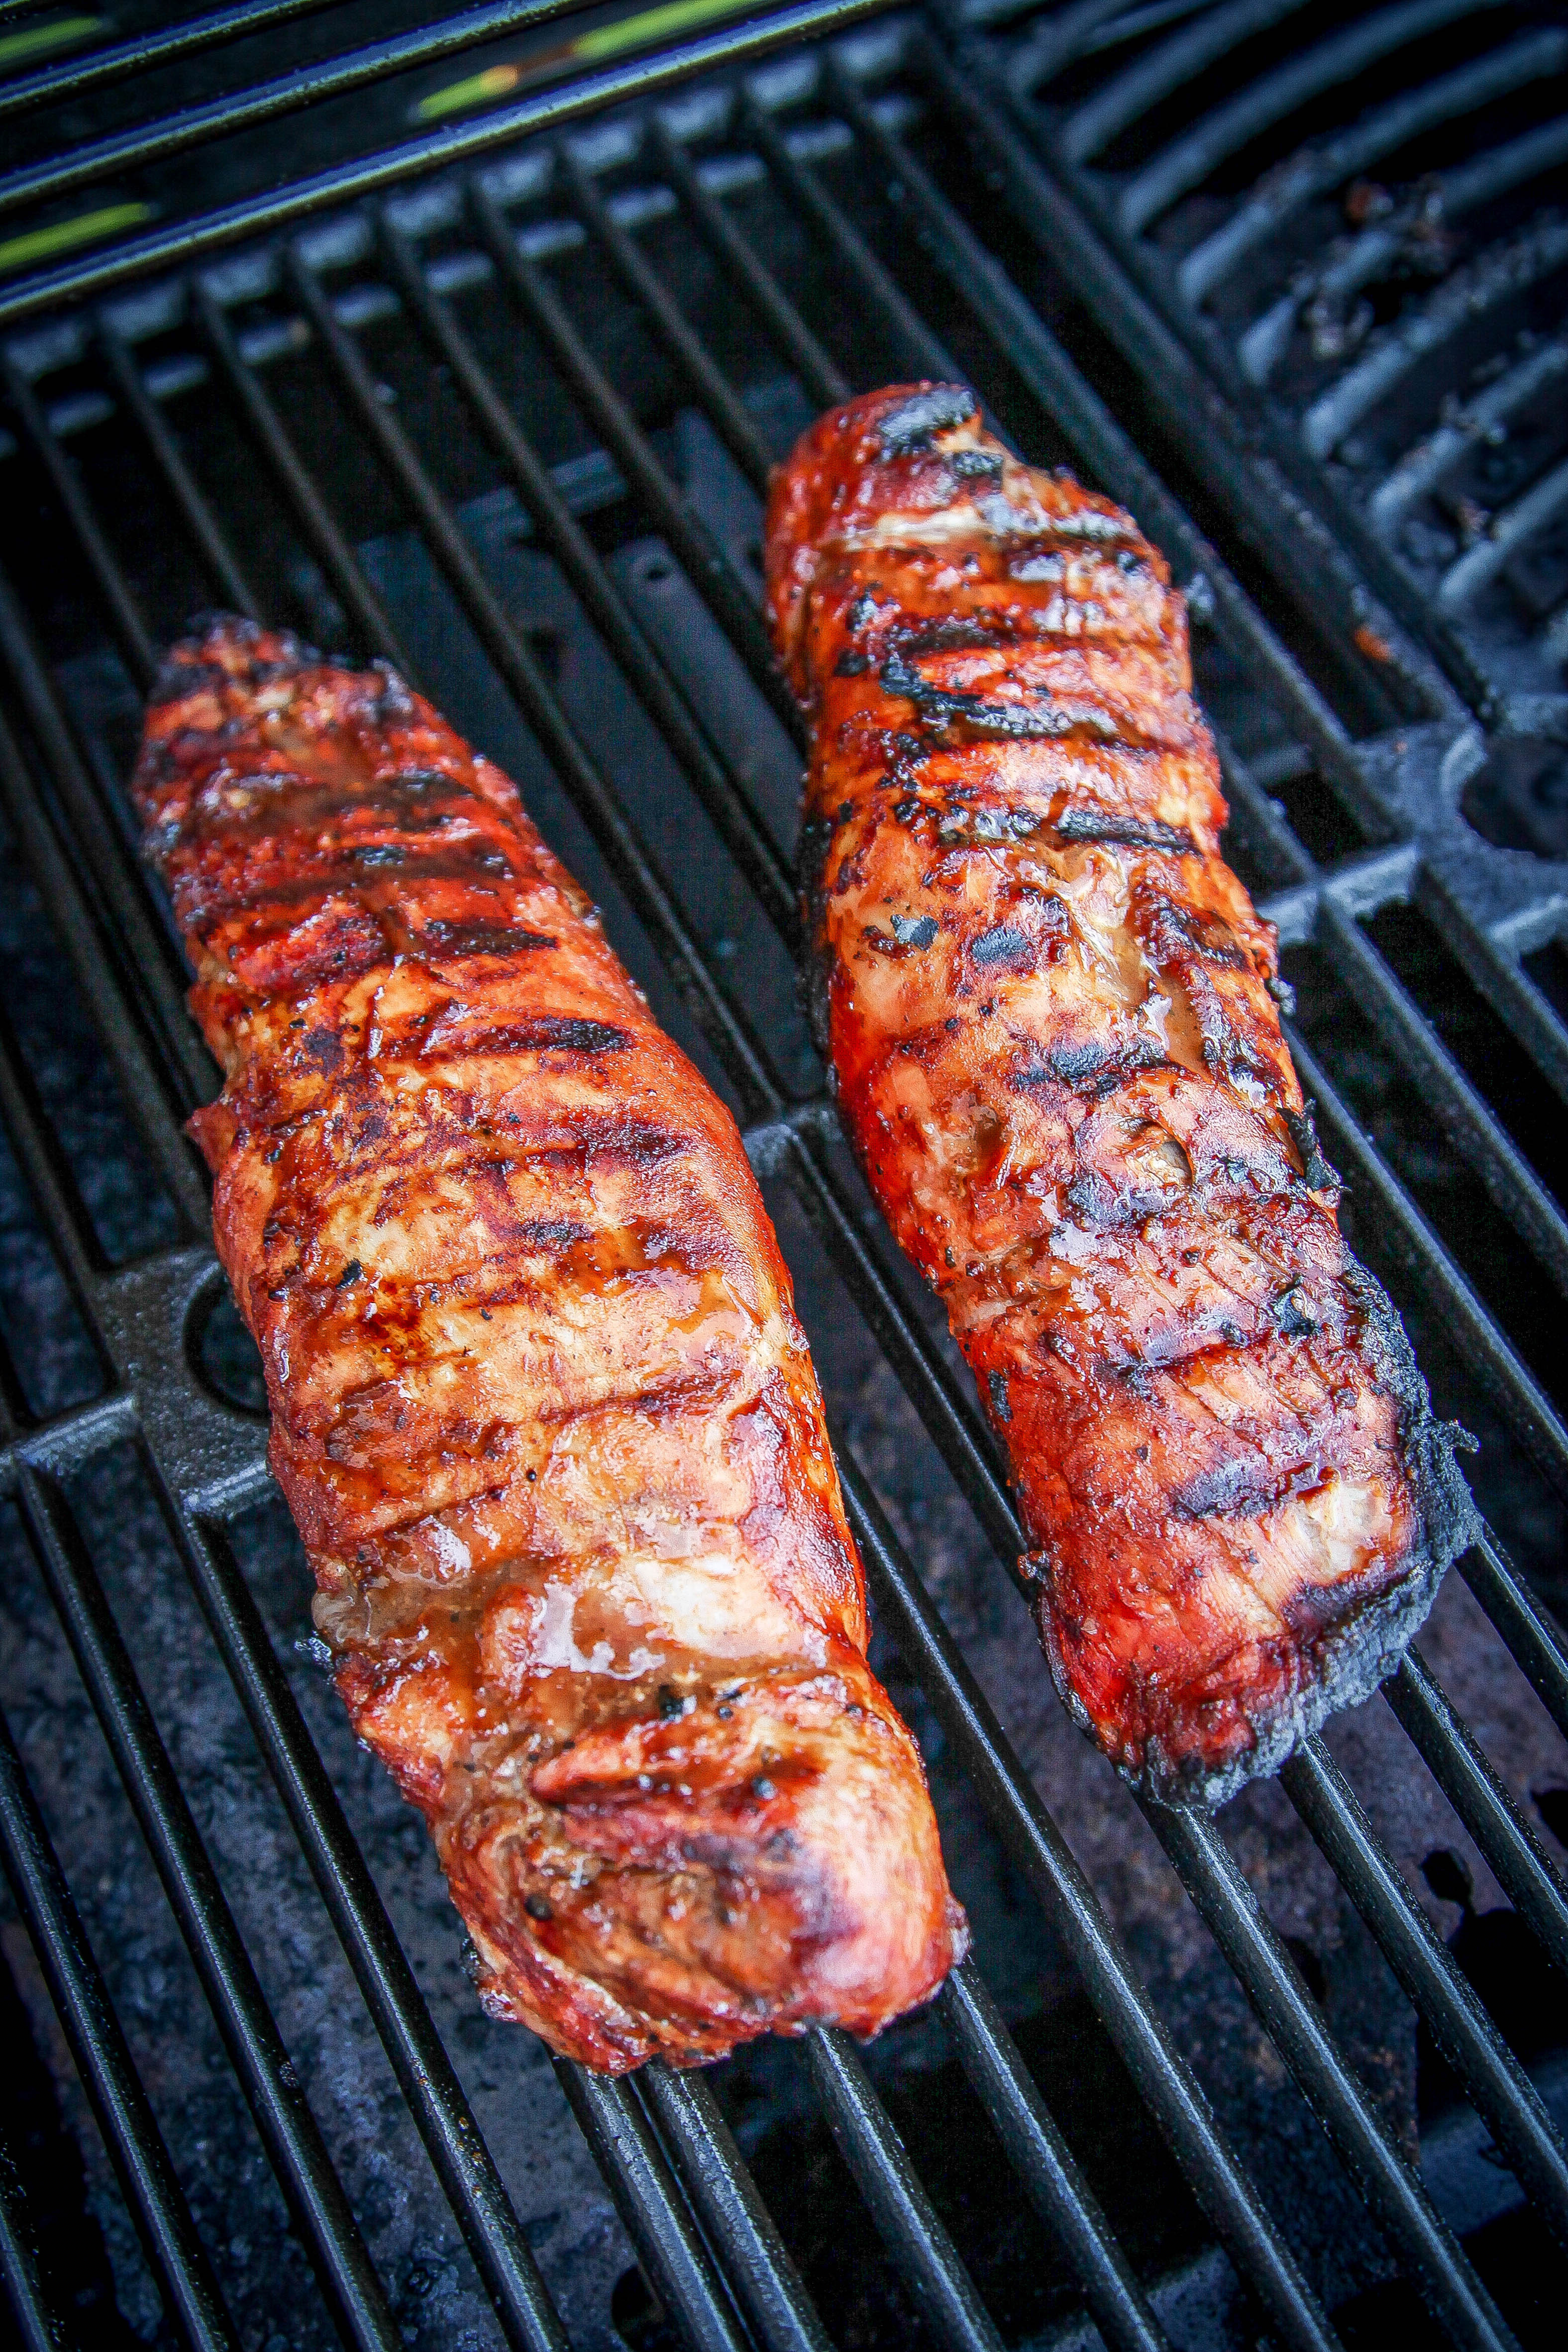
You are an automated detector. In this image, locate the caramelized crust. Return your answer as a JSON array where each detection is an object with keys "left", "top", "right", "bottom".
[
  {"left": 767, "top": 386, "right": 1474, "bottom": 1804},
  {"left": 135, "top": 616, "right": 963, "bottom": 2069}
]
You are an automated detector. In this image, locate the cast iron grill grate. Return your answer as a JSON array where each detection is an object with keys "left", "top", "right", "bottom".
[
  {"left": 0, "top": 7, "right": 1567, "bottom": 2351},
  {"left": 956, "top": 0, "right": 1568, "bottom": 782}
]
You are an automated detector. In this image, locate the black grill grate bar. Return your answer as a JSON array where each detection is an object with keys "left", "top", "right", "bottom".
[
  {"left": 937, "top": 1960, "right": 1171, "bottom": 2352},
  {"left": 1286, "top": 1026, "right": 1568, "bottom": 1499},
  {"left": 637, "top": 2064, "right": 834, "bottom": 2352},
  {"left": 838, "top": 1455, "right": 1342, "bottom": 2352},
  {"left": 1174, "top": 25, "right": 1568, "bottom": 310},
  {"left": 0, "top": 1695, "right": 244, "bottom": 2352},
  {"left": 648, "top": 118, "right": 851, "bottom": 412},
  {"left": 99, "top": 315, "right": 263, "bottom": 624},
  {"left": 156, "top": 1499, "right": 573, "bottom": 2352},
  {"left": 1436, "top": 459, "right": 1568, "bottom": 621},
  {"left": 1, "top": 349, "right": 155, "bottom": 687},
  {"left": 1147, "top": 1803, "right": 1518, "bottom": 2352},
  {"left": 1281, "top": 1736, "right": 1568, "bottom": 2254},
  {"left": 1300, "top": 218, "right": 1568, "bottom": 471},
  {"left": 1113, "top": 0, "right": 1503, "bottom": 237},
  {"left": 0, "top": 569, "right": 216, "bottom": 1110},
  {"left": 927, "top": 32, "right": 1465, "bottom": 729},
  {"left": 194, "top": 282, "right": 422, "bottom": 684},
  {"left": 1057, "top": 0, "right": 1318, "bottom": 166},
  {"left": 562, "top": 146, "right": 777, "bottom": 496},
  {"left": 0, "top": 0, "right": 894, "bottom": 333},
  {"left": 373, "top": 205, "right": 801, "bottom": 947},
  {"left": 0, "top": 0, "right": 595, "bottom": 226},
  {"left": 283, "top": 240, "right": 787, "bottom": 1118},
  {"left": 556, "top": 2064, "right": 751, "bottom": 2352},
  {"left": 0, "top": 999, "right": 107, "bottom": 1345},
  {"left": 1370, "top": 337, "right": 1568, "bottom": 540},
  {"left": 741, "top": 86, "right": 961, "bottom": 380},
  {"left": 1314, "top": 902, "right": 1568, "bottom": 1301},
  {"left": 0, "top": 702, "right": 209, "bottom": 1231},
  {"left": 0, "top": 0, "right": 342, "bottom": 126},
  {"left": 1415, "top": 876, "right": 1568, "bottom": 1114},
  {"left": 1460, "top": 1527, "right": 1568, "bottom": 1747},
  {"left": 0, "top": 2135, "right": 65, "bottom": 2352},
  {"left": 13, "top": 1463, "right": 406, "bottom": 2352},
  {"left": 468, "top": 178, "right": 804, "bottom": 748},
  {"left": 1386, "top": 1656, "right": 1568, "bottom": 1981},
  {"left": 804, "top": 2025, "right": 1008, "bottom": 2352}
]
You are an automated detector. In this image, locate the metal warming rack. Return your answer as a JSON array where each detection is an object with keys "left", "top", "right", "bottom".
[{"left": 0, "top": 3, "right": 1566, "bottom": 2348}]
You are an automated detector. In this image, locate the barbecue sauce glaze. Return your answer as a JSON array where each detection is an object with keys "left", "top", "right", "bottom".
[
  {"left": 135, "top": 617, "right": 964, "bottom": 2070},
  {"left": 768, "top": 385, "right": 1474, "bottom": 1803}
]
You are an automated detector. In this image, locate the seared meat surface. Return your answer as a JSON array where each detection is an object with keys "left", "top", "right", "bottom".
[
  {"left": 134, "top": 616, "right": 963, "bottom": 2070},
  {"left": 767, "top": 386, "right": 1473, "bottom": 1804}
]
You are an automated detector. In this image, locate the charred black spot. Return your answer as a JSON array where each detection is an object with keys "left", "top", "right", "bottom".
[
  {"left": 936, "top": 803, "right": 1043, "bottom": 848},
  {"left": 846, "top": 591, "right": 879, "bottom": 630},
  {"left": 881, "top": 652, "right": 1078, "bottom": 740},
  {"left": 1283, "top": 1103, "right": 1339, "bottom": 1194},
  {"left": 524, "top": 1893, "right": 553, "bottom": 1921},
  {"left": 970, "top": 922, "right": 1032, "bottom": 971},
  {"left": 417, "top": 920, "right": 557, "bottom": 958},
  {"left": 336, "top": 1259, "right": 362, "bottom": 1288},
  {"left": 1132, "top": 887, "right": 1247, "bottom": 972},
  {"left": 901, "top": 617, "right": 1006, "bottom": 655},
  {"left": 1015, "top": 1037, "right": 1169, "bottom": 1102},
  {"left": 868, "top": 913, "right": 939, "bottom": 954},
  {"left": 296, "top": 1026, "right": 346, "bottom": 1076},
  {"left": 1174, "top": 1460, "right": 1274, "bottom": 1519},
  {"left": 987, "top": 1370, "right": 1012, "bottom": 1423},
  {"left": 482, "top": 1018, "right": 628, "bottom": 1054},
  {"left": 835, "top": 650, "right": 870, "bottom": 676},
  {"left": 876, "top": 384, "right": 976, "bottom": 454},
  {"left": 354, "top": 843, "right": 407, "bottom": 868},
  {"left": 1274, "top": 1287, "right": 1318, "bottom": 1337},
  {"left": 1049, "top": 1041, "right": 1111, "bottom": 1085},
  {"left": 521, "top": 1220, "right": 594, "bottom": 1251},
  {"left": 1056, "top": 810, "right": 1196, "bottom": 854},
  {"left": 948, "top": 447, "right": 1006, "bottom": 480},
  {"left": 371, "top": 666, "right": 416, "bottom": 725}
]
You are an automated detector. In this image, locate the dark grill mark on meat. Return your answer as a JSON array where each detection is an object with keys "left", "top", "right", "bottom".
[
  {"left": 1055, "top": 810, "right": 1197, "bottom": 854},
  {"left": 417, "top": 919, "right": 558, "bottom": 958}
]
